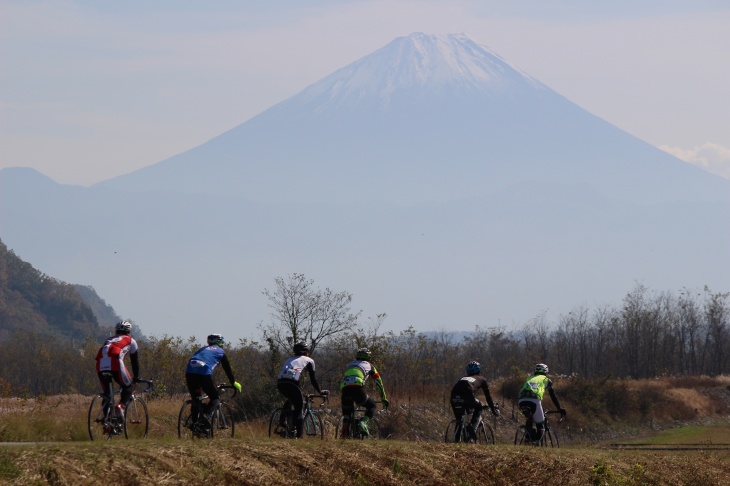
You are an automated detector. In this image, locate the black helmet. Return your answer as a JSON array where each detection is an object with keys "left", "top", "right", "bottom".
[
  {"left": 207, "top": 334, "right": 225, "bottom": 346},
  {"left": 293, "top": 341, "right": 309, "bottom": 355},
  {"left": 356, "top": 347, "right": 372, "bottom": 361}
]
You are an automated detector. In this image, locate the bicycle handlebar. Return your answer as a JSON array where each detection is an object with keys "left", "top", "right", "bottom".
[
  {"left": 545, "top": 410, "right": 565, "bottom": 423},
  {"left": 217, "top": 383, "right": 238, "bottom": 398},
  {"left": 305, "top": 393, "right": 329, "bottom": 404},
  {"left": 135, "top": 379, "right": 154, "bottom": 393}
]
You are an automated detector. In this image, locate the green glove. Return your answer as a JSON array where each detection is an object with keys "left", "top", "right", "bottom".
[{"left": 233, "top": 381, "right": 242, "bottom": 393}]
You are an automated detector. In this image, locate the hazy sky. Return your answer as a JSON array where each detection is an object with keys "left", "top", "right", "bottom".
[{"left": 2, "top": 0, "right": 729, "bottom": 185}]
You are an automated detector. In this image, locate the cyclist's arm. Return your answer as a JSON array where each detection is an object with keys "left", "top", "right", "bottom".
[
  {"left": 547, "top": 380, "right": 563, "bottom": 411},
  {"left": 220, "top": 354, "right": 236, "bottom": 384},
  {"left": 130, "top": 351, "right": 140, "bottom": 380},
  {"left": 479, "top": 381, "right": 497, "bottom": 413},
  {"left": 306, "top": 362, "right": 323, "bottom": 394},
  {"left": 370, "top": 368, "right": 387, "bottom": 401}
]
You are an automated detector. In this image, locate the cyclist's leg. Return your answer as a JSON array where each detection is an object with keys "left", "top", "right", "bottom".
[
  {"left": 277, "top": 380, "right": 304, "bottom": 437},
  {"left": 532, "top": 400, "right": 546, "bottom": 442},
  {"left": 199, "top": 375, "right": 219, "bottom": 420},
  {"left": 97, "top": 372, "right": 113, "bottom": 416},
  {"left": 341, "top": 388, "right": 357, "bottom": 437},
  {"left": 518, "top": 399, "right": 539, "bottom": 442},
  {"left": 116, "top": 362, "right": 135, "bottom": 408},
  {"left": 352, "top": 387, "right": 374, "bottom": 434},
  {"left": 467, "top": 397, "right": 483, "bottom": 428},
  {"left": 185, "top": 373, "right": 209, "bottom": 423}
]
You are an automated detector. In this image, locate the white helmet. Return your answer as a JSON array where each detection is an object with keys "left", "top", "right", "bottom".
[
  {"left": 534, "top": 363, "right": 549, "bottom": 374},
  {"left": 116, "top": 320, "right": 133, "bottom": 335}
]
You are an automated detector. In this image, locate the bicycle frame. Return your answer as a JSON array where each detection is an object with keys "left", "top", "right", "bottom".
[
  {"left": 444, "top": 405, "right": 496, "bottom": 444},
  {"left": 269, "top": 393, "right": 327, "bottom": 439},
  {"left": 336, "top": 400, "right": 386, "bottom": 440},
  {"left": 88, "top": 377, "right": 153, "bottom": 441},
  {"left": 178, "top": 383, "right": 237, "bottom": 439},
  {"left": 514, "top": 409, "right": 562, "bottom": 447}
]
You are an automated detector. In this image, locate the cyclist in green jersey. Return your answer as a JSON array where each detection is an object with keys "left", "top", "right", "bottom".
[{"left": 517, "top": 363, "right": 566, "bottom": 443}]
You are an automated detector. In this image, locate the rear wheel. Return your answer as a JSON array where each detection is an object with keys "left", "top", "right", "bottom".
[
  {"left": 269, "top": 408, "right": 291, "bottom": 438},
  {"left": 177, "top": 400, "right": 195, "bottom": 439},
  {"left": 335, "top": 416, "right": 351, "bottom": 439},
  {"left": 211, "top": 402, "right": 235, "bottom": 438},
  {"left": 88, "top": 394, "right": 110, "bottom": 441},
  {"left": 444, "top": 420, "right": 463, "bottom": 443},
  {"left": 124, "top": 396, "right": 149, "bottom": 439}
]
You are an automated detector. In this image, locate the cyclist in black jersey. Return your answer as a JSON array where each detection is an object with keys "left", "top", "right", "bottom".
[{"left": 450, "top": 361, "right": 500, "bottom": 440}]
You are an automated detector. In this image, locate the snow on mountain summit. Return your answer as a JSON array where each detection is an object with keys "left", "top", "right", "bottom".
[{"left": 294, "top": 33, "right": 545, "bottom": 111}]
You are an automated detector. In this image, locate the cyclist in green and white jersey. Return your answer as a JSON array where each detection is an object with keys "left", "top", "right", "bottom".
[{"left": 339, "top": 347, "right": 389, "bottom": 437}]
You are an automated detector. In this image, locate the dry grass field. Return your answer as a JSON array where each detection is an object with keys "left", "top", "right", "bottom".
[{"left": 1, "top": 377, "right": 730, "bottom": 485}]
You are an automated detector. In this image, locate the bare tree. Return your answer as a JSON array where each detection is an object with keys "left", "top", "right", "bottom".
[{"left": 259, "top": 273, "right": 361, "bottom": 354}]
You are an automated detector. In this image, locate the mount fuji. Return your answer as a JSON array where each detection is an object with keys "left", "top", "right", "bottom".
[
  {"left": 2, "top": 33, "right": 729, "bottom": 339},
  {"left": 94, "top": 33, "right": 729, "bottom": 205}
]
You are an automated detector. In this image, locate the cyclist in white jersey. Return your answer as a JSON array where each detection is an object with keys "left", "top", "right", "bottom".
[{"left": 276, "top": 342, "right": 328, "bottom": 437}]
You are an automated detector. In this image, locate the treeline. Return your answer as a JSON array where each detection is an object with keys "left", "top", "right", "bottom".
[{"left": 1, "top": 283, "right": 727, "bottom": 418}]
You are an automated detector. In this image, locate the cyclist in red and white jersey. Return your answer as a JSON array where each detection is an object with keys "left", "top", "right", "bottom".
[{"left": 95, "top": 320, "right": 141, "bottom": 417}]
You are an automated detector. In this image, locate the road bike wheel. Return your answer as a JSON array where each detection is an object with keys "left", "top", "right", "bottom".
[
  {"left": 514, "top": 425, "right": 528, "bottom": 445},
  {"left": 477, "top": 422, "right": 495, "bottom": 445},
  {"left": 335, "top": 416, "right": 351, "bottom": 439},
  {"left": 178, "top": 400, "right": 195, "bottom": 439},
  {"left": 88, "top": 394, "right": 110, "bottom": 441},
  {"left": 303, "top": 410, "right": 324, "bottom": 439},
  {"left": 269, "top": 408, "right": 290, "bottom": 438},
  {"left": 444, "top": 420, "right": 463, "bottom": 443},
  {"left": 124, "top": 396, "right": 149, "bottom": 439},
  {"left": 542, "top": 427, "right": 559, "bottom": 448},
  {"left": 211, "top": 402, "right": 235, "bottom": 438}
]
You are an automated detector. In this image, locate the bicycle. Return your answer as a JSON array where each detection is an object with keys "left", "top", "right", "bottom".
[
  {"left": 178, "top": 383, "right": 238, "bottom": 439},
  {"left": 514, "top": 409, "right": 563, "bottom": 447},
  {"left": 335, "top": 400, "right": 387, "bottom": 440},
  {"left": 444, "top": 404, "right": 496, "bottom": 444},
  {"left": 88, "top": 376, "right": 153, "bottom": 441},
  {"left": 268, "top": 393, "right": 327, "bottom": 439}
]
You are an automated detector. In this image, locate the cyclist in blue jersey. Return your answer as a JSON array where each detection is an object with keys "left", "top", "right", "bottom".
[{"left": 185, "top": 334, "right": 242, "bottom": 428}]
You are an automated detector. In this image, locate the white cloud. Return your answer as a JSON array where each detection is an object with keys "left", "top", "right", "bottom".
[{"left": 660, "top": 143, "right": 730, "bottom": 180}]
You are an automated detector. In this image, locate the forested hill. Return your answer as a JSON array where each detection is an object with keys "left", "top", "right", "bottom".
[{"left": 0, "top": 239, "right": 120, "bottom": 342}]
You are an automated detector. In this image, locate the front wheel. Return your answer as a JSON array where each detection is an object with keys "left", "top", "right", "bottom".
[
  {"left": 476, "top": 422, "right": 495, "bottom": 445},
  {"left": 303, "top": 410, "right": 324, "bottom": 439},
  {"left": 211, "top": 402, "right": 235, "bottom": 438},
  {"left": 542, "top": 427, "right": 559, "bottom": 448},
  {"left": 124, "top": 396, "right": 149, "bottom": 439},
  {"left": 178, "top": 400, "right": 194, "bottom": 439}
]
